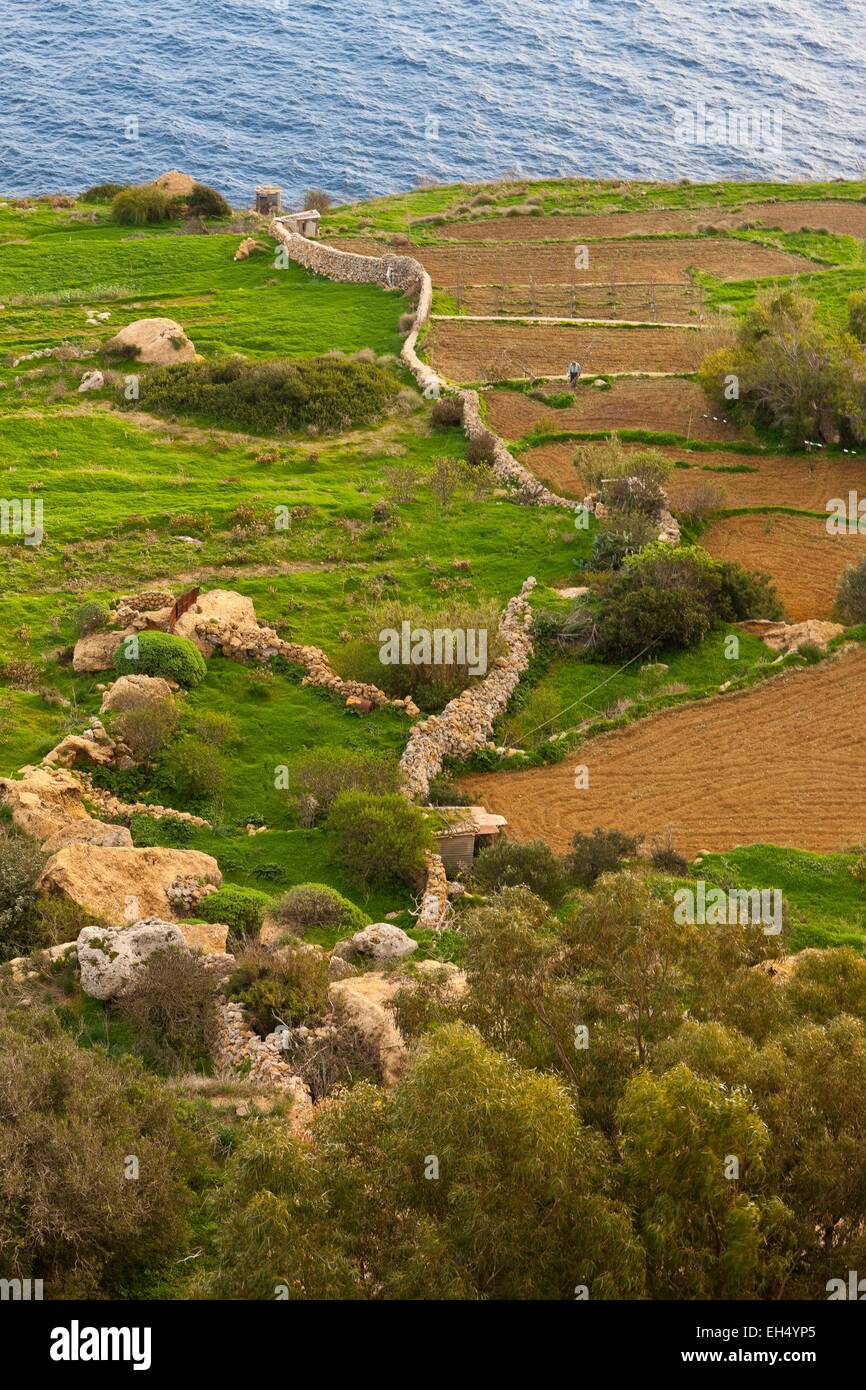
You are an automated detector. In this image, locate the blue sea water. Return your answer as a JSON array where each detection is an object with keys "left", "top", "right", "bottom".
[{"left": 0, "top": 0, "right": 864, "bottom": 202}]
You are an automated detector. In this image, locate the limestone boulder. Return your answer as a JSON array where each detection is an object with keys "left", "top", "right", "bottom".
[
  {"left": 41, "top": 820, "right": 133, "bottom": 855},
  {"left": 0, "top": 766, "right": 93, "bottom": 842},
  {"left": 177, "top": 921, "right": 228, "bottom": 954},
  {"left": 103, "top": 317, "right": 198, "bottom": 367},
  {"left": 99, "top": 673, "right": 174, "bottom": 715},
  {"left": 77, "top": 918, "right": 187, "bottom": 1000},
  {"left": 332, "top": 922, "right": 418, "bottom": 964},
  {"left": 174, "top": 588, "right": 258, "bottom": 648},
  {"left": 72, "top": 628, "right": 133, "bottom": 673},
  {"left": 328, "top": 972, "right": 408, "bottom": 1086},
  {"left": 37, "top": 845, "right": 222, "bottom": 922}
]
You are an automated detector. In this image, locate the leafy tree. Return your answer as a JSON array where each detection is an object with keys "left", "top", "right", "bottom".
[
  {"left": 617, "top": 1063, "right": 794, "bottom": 1299},
  {"left": 202, "top": 1024, "right": 646, "bottom": 1299},
  {"left": 471, "top": 837, "right": 570, "bottom": 906},
  {"left": 327, "top": 792, "right": 433, "bottom": 888}
]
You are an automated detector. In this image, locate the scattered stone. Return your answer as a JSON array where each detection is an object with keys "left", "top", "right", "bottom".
[{"left": 77, "top": 369, "right": 104, "bottom": 392}]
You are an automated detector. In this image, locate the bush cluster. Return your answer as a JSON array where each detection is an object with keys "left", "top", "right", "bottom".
[{"left": 132, "top": 355, "right": 401, "bottom": 435}]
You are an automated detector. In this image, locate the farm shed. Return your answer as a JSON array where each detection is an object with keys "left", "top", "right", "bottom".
[
  {"left": 274, "top": 209, "right": 322, "bottom": 238},
  {"left": 429, "top": 805, "right": 507, "bottom": 873}
]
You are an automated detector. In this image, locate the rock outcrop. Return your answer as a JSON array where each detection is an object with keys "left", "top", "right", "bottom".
[
  {"left": 37, "top": 844, "right": 221, "bottom": 922},
  {"left": 103, "top": 317, "right": 199, "bottom": 366},
  {"left": 77, "top": 918, "right": 188, "bottom": 1000},
  {"left": 328, "top": 972, "right": 408, "bottom": 1087},
  {"left": 332, "top": 923, "right": 418, "bottom": 963}
]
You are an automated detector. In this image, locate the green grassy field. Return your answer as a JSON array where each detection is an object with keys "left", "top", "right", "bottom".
[{"left": 3, "top": 179, "right": 865, "bottom": 940}]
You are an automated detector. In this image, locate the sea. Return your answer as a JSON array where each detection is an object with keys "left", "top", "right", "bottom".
[{"left": 1, "top": 0, "right": 865, "bottom": 203}]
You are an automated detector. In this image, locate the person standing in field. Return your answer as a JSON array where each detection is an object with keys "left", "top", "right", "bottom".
[{"left": 568, "top": 360, "right": 581, "bottom": 389}]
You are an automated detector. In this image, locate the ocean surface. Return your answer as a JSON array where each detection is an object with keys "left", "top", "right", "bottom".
[{"left": 1, "top": 0, "right": 865, "bottom": 203}]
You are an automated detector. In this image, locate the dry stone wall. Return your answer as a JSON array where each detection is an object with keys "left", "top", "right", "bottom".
[{"left": 399, "top": 577, "right": 537, "bottom": 801}]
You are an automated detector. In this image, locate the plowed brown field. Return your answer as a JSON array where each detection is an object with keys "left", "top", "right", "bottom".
[
  {"left": 484, "top": 380, "right": 742, "bottom": 443},
  {"left": 436, "top": 199, "right": 866, "bottom": 241},
  {"left": 701, "top": 512, "right": 866, "bottom": 620},
  {"left": 428, "top": 321, "right": 706, "bottom": 380},
  {"left": 410, "top": 238, "right": 812, "bottom": 287},
  {"left": 521, "top": 440, "right": 866, "bottom": 513},
  {"left": 459, "top": 644, "right": 866, "bottom": 856}
]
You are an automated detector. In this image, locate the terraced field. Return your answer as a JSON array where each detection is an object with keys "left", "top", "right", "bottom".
[
  {"left": 701, "top": 512, "right": 866, "bottom": 621},
  {"left": 461, "top": 644, "right": 866, "bottom": 857},
  {"left": 484, "top": 379, "right": 742, "bottom": 442},
  {"left": 428, "top": 320, "right": 707, "bottom": 381},
  {"left": 522, "top": 439, "right": 866, "bottom": 513},
  {"left": 436, "top": 198, "right": 866, "bottom": 241}
]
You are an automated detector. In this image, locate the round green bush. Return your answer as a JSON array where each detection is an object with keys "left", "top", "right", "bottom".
[
  {"left": 111, "top": 185, "right": 177, "bottom": 226},
  {"left": 185, "top": 183, "right": 231, "bottom": 218},
  {"left": 112, "top": 631, "right": 207, "bottom": 688},
  {"left": 73, "top": 599, "right": 110, "bottom": 637},
  {"left": 197, "top": 886, "right": 273, "bottom": 942},
  {"left": 268, "top": 883, "right": 368, "bottom": 935}
]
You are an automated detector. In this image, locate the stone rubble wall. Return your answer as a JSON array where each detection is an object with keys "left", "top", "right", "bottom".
[
  {"left": 213, "top": 998, "right": 313, "bottom": 1110},
  {"left": 399, "top": 577, "right": 537, "bottom": 801},
  {"left": 415, "top": 851, "right": 450, "bottom": 931},
  {"left": 72, "top": 771, "right": 211, "bottom": 828},
  {"left": 183, "top": 612, "right": 419, "bottom": 717}
]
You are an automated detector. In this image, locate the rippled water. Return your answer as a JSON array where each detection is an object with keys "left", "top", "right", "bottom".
[{"left": 1, "top": 0, "right": 864, "bottom": 201}]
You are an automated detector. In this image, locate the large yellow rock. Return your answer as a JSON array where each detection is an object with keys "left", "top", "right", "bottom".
[
  {"left": 103, "top": 317, "right": 199, "bottom": 367},
  {"left": 0, "top": 766, "right": 92, "bottom": 842},
  {"left": 37, "top": 845, "right": 222, "bottom": 922},
  {"left": 178, "top": 921, "right": 229, "bottom": 954}
]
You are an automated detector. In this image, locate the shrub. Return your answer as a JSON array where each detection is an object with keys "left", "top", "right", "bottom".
[
  {"left": 189, "top": 709, "right": 239, "bottom": 747},
  {"left": 599, "top": 473, "right": 666, "bottom": 518},
  {"left": 267, "top": 883, "right": 367, "bottom": 936},
  {"left": 714, "top": 559, "right": 783, "bottom": 621},
  {"left": 112, "top": 630, "right": 206, "bottom": 688},
  {"left": 0, "top": 1014, "right": 203, "bottom": 1296},
  {"left": 132, "top": 355, "right": 400, "bottom": 435},
  {"left": 466, "top": 432, "right": 497, "bottom": 466},
  {"left": 575, "top": 435, "right": 672, "bottom": 494},
  {"left": 302, "top": 188, "right": 334, "bottom": 212},
  {"left": 649, "top": 834, "right": 690, "bottom": 876},
  {"left": 566, "top": 827, "right": 641, "bottom": 887},
  {"left": 227, "top": 943, "right": 330, "bottom": 1036},
  {"left": 81, "top": 181, "right": 130, "bottom": 203},
  {"left": 471, "top": 836, "right": 570, "bottom": 907},
  {"left": 73, "top": 599, "right": 109, "bottom": 636},
  {"left": 0, "top": 827, "right": 48, "bottom": 962},
  {"left": 430, "top": 395, "right": 465, "bottom": 427},
  {"left": 595, "top": 584, "right": 713, "bottom": 661},
  {"left": 197, "top": 886, "right": 272, "bottom": 944},
  {"left": 849, "top": 290, "right": 866, "bottom": 344},
  {"left": 185, "top": 182, "right": 231, "bottom": 218},
  {"left": 342, "top": 598, "right": 504, "bottom": 711},
  {"left": 836, "top": 557, "right": 866, "bottom": 624},
  {"left": 111, "top": 184, "right": 177, "bottom": 225},
  {"left": 115, "top": 946, "right": 219, "bottom": 1074},
  {"left": 327, "top": 792, "right": 434, "bottom": 888},
  {"left": 590, "top": 510, "right": 656, "bottom": 570},
  {"left": 128, "top": 812, "right": 195, "bottom": 848},
  {"left": 112, "top": 691, "right": 179, "bottom": 762},
  {"left": 291, "top": 747, "right": 401, "bottom": 821},
  {"left": 161, "top": 734, "right": 228, "bottom": 805},
  {"left": 673, "top": 480, "right": 726, "bottom": 525}
]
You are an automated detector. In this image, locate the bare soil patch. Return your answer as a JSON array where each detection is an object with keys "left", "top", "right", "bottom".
[
  {"left": 413, "top": 238, "right": 811, "bottom": 289},
  {"left": 701, "top": 512, "right": 866, "bottom": 620},
  {"left": 428, "top": 320, "right": 706, "bottom": 380},
  {"left": 460, "top": 644, "right": 866, "bottom": 856},
  {"left": 484, "top": 379, "right": 741, "bottom": 443},
  {"left": 437, "top": 199, "right": 866, "bottom": 241}
]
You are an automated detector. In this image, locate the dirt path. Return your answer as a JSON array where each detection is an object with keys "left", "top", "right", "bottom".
[{"left": 460, "top": 644, "right": 866, "bottom": 856}]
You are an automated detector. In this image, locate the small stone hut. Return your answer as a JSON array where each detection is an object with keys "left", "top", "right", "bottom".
[
  {"left": 429, "top": 805, "right": 507, "bottom": 873},
  {"left": 274, "top": 209, "right": 321, "bottom": 238},
  {"left": 255, "top": 185, "right": 282, "bottom": 216}
]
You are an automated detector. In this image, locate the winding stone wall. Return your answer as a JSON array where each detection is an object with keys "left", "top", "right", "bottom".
[{"left": 399, "top": 578, "right": 537, "bottom": 801}]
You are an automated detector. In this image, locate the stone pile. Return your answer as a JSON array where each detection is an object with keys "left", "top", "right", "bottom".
[
  {"left": 415, "top": 852, "right": 450, "bottom": 931},
  {"left": 213, "top": 999, "right": 313, "bottom": 1110},
  {"left": 399, "top": 577, "right": 537, "bottom": 801}
]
